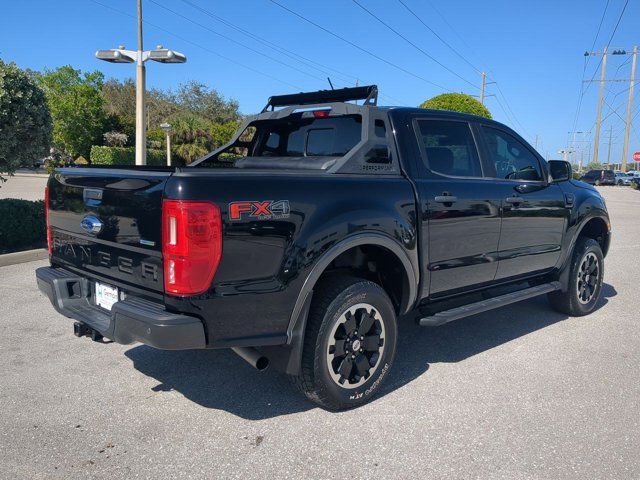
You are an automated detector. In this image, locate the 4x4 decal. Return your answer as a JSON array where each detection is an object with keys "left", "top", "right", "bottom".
[{"left": 228, "top": 200, "right": 290, "bottom": 221}]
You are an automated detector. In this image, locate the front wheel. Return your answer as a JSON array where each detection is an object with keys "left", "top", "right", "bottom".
[
  {"left": 292, "top": 275, "right": 397, "bottom": 410},
  {"left": 548, "top": 237, "right": 604, "bottom": 316}
]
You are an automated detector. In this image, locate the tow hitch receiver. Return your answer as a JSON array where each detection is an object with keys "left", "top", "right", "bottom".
[{"left": 73, "top": 322, "right": 103, "bottom": 342}]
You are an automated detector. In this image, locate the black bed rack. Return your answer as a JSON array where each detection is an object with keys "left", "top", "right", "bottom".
[{"left": 261, "top": 85, "right": 378, "bottom": 112}]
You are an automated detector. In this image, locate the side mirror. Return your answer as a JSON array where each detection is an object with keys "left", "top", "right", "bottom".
[
  {"left": 548, "top": 160, "right": 572, "bottom": 182},
  {"left": 365, "top": 144, "right": 391, "bottom": 164}
]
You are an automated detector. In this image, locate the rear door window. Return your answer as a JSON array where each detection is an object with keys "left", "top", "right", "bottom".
[{"left": 415, "top": 120, "right": 483, "bottom": 177}]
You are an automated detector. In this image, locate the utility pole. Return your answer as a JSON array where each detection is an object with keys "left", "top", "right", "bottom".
[
  {"left": 593, "top": 47, "right": 607, "bottom": 165},
  {"left": 606, "top": 125, "right": 614, "bottom": 166},
  {"left": 621, "top": 46, "right": 638, "bottom": 172},
  {"left": 480, "top": 71, "right": 486, "bottom": 105}
]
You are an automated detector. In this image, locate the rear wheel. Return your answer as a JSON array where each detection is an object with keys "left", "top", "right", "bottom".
[
  {"left": 548, "top": 237, "right": 604, "bottom": 316},
  {"left": 292, "top": 275, "right": 397, "bottom": 410}
]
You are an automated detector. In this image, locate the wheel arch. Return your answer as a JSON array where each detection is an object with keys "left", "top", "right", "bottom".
[
  {"left": 575, "top": 215, "right": 610, "bottom": 256},
  {"left": 287, "top": 233, "right": 418, "bottom": 340},
  {"left": 558, "top": 214, "right": 610, "bottom": 292},
  {"left": 263, "top": 233, "right": 417, "bottom": 376}
]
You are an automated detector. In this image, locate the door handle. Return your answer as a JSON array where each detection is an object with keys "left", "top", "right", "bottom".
[
  {"left": 504, "top": 196, "right": 523, "bottom": 204},
  {"left": 434, "top": 195, "right": 458, "bottom": 203}
]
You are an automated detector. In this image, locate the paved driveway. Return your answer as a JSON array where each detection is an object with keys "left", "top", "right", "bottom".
[
  {"left": 0, "top": 172, "right": 48, "bottom": 201},
  {"left": 1, "top": 186, "right": 639, "bottom": 479}
]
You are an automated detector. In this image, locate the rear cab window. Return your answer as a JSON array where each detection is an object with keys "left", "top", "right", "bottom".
[{"left": 199, "top": 113, "right": 363, "bottom": 170}]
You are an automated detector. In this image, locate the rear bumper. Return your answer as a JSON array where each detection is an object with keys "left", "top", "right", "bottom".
[{"left": 36, "top": 266, "right": 206, "bottom": 350}]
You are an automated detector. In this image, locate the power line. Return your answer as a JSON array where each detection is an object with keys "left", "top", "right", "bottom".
[
  {"left": 179, "top": 0, "right": 359, "bottom": 86},
  {"left": 177, "top": 0, "right": 409, "bottom": 106},
  {"left": 423, "top": 0, "right": 481, "bottom": 63},
  {"left": 571, "top": 0, "right": 618, "bottom": 136},
  {"left": 268, "top": 0, "right": 451, "bottom": 91},
  {"left": 89, "top": 0, "right": 302, "bottom": 90},
  {"left": 492, "top": 80, "right": 529, "bottom": 136},
  {"left": 396, "top": 0, "right": 481, "bottom": 74},
  {"left": 583, "top": 0, "right": 630, "bottom": 94},
  {"left": 351, "top": 0, "right": 478, "bottom": 89},
  {"left": 588, "top": 0, "right": 611, "bottom": 58},
  {"left": 149, "top": 0, "right": 327, "bottom": 85},
  {"left": 91, "top": 0, "right": 410, "bottom": 107}
]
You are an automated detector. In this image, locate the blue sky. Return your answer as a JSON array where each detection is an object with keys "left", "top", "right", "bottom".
[{"left": 2, "top": 0, "right": 639, "bottom": 163}]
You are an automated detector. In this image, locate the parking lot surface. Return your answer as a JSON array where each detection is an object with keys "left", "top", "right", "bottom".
[
  {"left": 0, "top": 172, "right": 48, "bottom": 201},
  {"left": 1, "top": 186, "right": 639, "bottom": 479}
]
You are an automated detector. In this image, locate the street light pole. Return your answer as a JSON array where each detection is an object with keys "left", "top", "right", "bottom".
[
  {"left": 136, "top": 0, "right": 146, "bottom": 166},
  {"left": 96, "top": 0, "right": 186, "bottom": 166},
  {"left": 160, "top": 123, "right": 172, "bottom": 166}
]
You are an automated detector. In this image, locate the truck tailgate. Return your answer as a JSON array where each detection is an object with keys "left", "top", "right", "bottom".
[{"left": 48, "top": 168, "right": 172, "bottom": 297}]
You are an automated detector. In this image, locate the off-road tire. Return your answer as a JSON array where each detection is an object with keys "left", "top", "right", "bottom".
[
  {"left": 548, "top": 237, "right": 604, "bottom": 316},
  {"left": 291, "top": 274, "right": 397, "bottom": 410}
]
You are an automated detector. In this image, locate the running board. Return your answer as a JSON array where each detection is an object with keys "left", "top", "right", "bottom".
[{"left": 418, "top": 281, "right": 561, "bottom": 327}]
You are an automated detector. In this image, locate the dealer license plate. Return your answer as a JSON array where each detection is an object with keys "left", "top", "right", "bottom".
[{"left": 95, "top": 282, "right": 119, "bottom": 311}]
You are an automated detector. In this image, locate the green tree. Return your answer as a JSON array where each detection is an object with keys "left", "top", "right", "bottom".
[
  {"left": 38, "top": 66, "right": 107, "bottom": 158},
  {"left": 0, "top": 59, "right": 52, "bottom": 180},
  {"left": 210, "top": 121, "right": 239, "bottom": 147},
  {"left": 171, "top": 80, "right": 241, "bottom": 124},
  {"left": 585, "top": 161, "right": 603, "bottom": 171},
  {"left": 419, "top": 93, "right": 492, "bottom": 119},
  {"left": 170, "top": 114, "right": 213, "bottom": 163}
]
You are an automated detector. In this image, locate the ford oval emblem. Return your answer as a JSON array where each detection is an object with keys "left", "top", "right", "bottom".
[{"left": 80, "top": 215, "right": 103, "bottom": 235}]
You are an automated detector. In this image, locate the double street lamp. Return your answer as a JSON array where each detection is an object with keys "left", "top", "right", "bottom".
[{"left": 95, "top": 0, "right": 186, "bottom": 166}]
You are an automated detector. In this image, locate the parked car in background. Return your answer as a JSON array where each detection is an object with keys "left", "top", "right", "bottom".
[
  {"left": 32, "top": 158, "right": 49, "bottom": 170},
  {"left": 615, "top": 172, "right": 632, "bottom": 186},
  {"left": 580, "top": 169, "right": 616, "bottom": 186}
]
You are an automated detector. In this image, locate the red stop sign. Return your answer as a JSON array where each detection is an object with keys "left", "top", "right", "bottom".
[{"left": 634, "top": 151, "right": 640, "bottom": 162}]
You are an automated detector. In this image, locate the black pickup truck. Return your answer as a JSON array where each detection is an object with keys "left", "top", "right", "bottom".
[{"left": 36, "top": 86, "right": 610, "bottom": 410}]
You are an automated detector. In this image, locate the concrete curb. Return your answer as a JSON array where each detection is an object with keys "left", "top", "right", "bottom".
[
  {"left": 1, "top": 172, "right": 48, "bottom": 178},
  {"left": 0, "top": 248, "right": 48, "bottom": 267}
]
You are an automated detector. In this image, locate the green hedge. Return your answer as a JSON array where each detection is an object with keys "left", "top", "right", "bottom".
[
  {"left": 90, "top": 146, "right": 167, "bottom": 166},
  {"left": 0, "top": 199, "right": 46, "bottom": 253}
]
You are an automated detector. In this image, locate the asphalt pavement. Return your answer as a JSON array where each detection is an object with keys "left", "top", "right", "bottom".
[
  {"left": 1, "top": 186, "right": 639, "bottom": 479},
  {"left": 0, "top": 171, "right": 48, "bottom": 201}
]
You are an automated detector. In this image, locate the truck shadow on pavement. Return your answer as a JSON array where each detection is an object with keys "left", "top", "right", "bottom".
[{"left": 125, "top": 283, "right": 616, "bottom": 420}]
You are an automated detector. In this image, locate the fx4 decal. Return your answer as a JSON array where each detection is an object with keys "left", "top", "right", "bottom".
[{"left": 228, "top": 200, "right": 290, "bottom": 221}]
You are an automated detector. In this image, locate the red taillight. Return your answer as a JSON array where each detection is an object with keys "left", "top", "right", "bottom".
[
  {"left": 162, "top": 200, "right": 222, "bottom": 296},
  {"left": 313, "top": 109, "right": 330, "bottom": 118},
  {"left": 45, "top": 186, "right": 52, "bottom": 254}
]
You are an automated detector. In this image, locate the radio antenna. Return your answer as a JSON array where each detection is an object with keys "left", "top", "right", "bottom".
[{"left": 327, "top": 77, "right": 335, "bottom": 90}]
